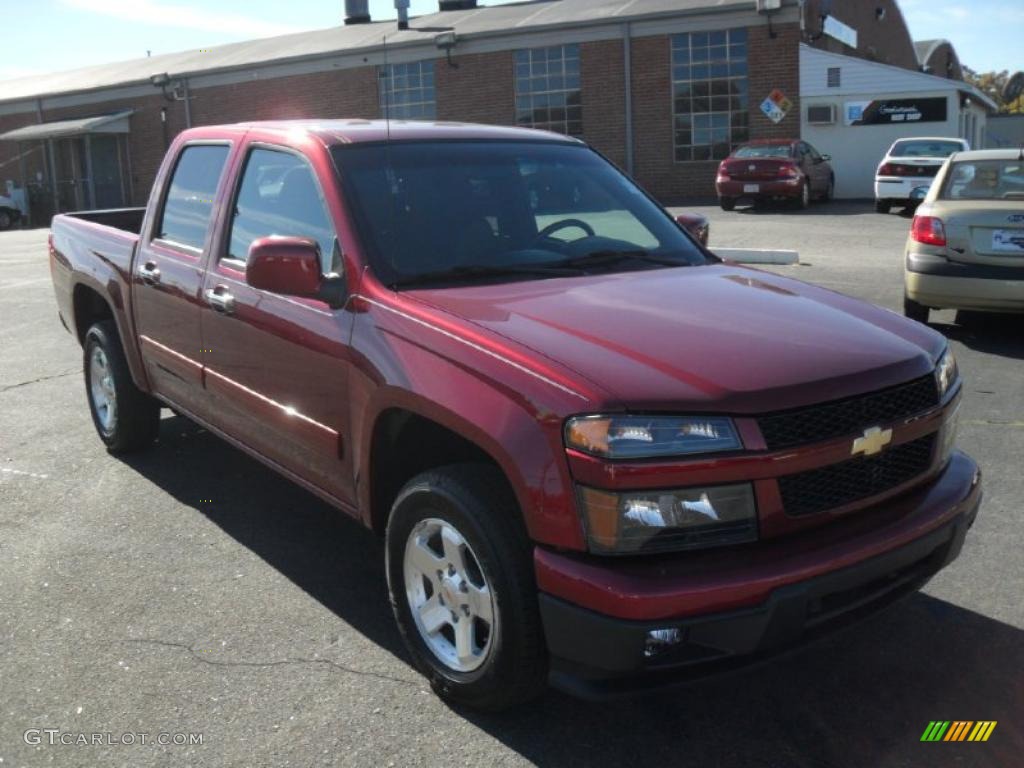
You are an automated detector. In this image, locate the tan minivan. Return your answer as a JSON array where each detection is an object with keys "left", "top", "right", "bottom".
[{"left": 904, "top": 148, "right": 1024, "bottom": 323}]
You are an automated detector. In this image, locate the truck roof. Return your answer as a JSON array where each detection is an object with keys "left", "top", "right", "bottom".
[{"left": 187, "top": 119, "right": 585, "bottom": 146}]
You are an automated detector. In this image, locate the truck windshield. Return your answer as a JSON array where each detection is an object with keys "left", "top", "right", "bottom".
[{"left": 331, "top": 141, "right": 710, "bottom": 288}]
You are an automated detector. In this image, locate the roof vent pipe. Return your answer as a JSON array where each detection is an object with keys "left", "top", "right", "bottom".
[
  {"left": 395, "top": 0, "right": 410, "bottom": 30},
  {"left": 440, "top": 1, "right": 478, "bottom": 9},
  {"left": 344, "top": 0, "right": 370, "bottom": 24}
]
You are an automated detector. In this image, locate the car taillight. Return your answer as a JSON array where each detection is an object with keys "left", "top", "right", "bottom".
[
  {"left": 911, "top": 215, "right": 946, "bottom": 246},
  {"left": 879, "top": 163, "right": 896, "bottom": 176},
  {"left": 717, "top": 164, "right": 730, "bottom": 181},
  {"left": 777, "top": 164, "right": 799, "bottom": 178}
]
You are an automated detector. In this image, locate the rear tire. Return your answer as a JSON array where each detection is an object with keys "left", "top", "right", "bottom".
[
  {"left": 903, "top": 294, "right": 930, "bottom": 324},
  {"left": 719, "top": 197, "right": 736, "bottom": 211},
  {"left": 0, "top": 209, "right": 13, "bottom": 230},
  {"left": 875, "top": 200, "right": 891, "bottom": 214},
  {"left": 385, "top": 464, "right": 547, "bottom": 712},
  {"left": 84, "top": 320, "right": 161, "bottom": 454}
]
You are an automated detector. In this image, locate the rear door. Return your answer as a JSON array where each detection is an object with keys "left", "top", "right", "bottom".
[
  {"left": 134, "top": 142, "right": 232, "bottom": 412},
  {"left": 199, "top": 142, "right": 357, "bottom": 504}
]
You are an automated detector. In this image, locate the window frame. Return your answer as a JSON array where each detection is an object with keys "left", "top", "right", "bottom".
[
  {"left": 513, "top": 44, "right": 583, "bottom": 137},
  {"left": 151, "top": 140, "right": 233, "bottom": 255},
  {"left": 670, "top": 28, "right": 749, "bottom": 164},
  {"left": 379, "top": 59, "right": 437, "bottom": 120},
  {"left": 218, "top": 142, "right": 339, "bottom": 273}
]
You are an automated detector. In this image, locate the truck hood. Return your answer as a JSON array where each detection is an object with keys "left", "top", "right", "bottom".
[{"left": 406, "top": 264, "right": 945, "bottom": 414}]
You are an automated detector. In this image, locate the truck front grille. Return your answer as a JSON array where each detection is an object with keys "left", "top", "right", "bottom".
[
  {"left": 778, "top": 434, "right": 936, "bottom": 517},
  {"left": 758, "top": 375, "right": 939, "bottom": 450}
]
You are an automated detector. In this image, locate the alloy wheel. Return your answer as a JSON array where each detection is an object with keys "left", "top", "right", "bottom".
[
  {"left": 89, "top": 346, "right": 117, "bottom": 435},
  {"left": 403, "top": 517, "right": 495, "bottom": 673}
]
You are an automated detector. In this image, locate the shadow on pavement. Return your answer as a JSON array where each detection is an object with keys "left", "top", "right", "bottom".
[
  {"left": 932, "top": 312, "right": 1024, "bottom": 362},
  {"left": 123, "top": 418, "right": 1023, "bottom": 767}
]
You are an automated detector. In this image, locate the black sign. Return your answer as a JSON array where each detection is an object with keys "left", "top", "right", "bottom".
[{"left": 847, "top": 97, "right": 948, "bottom": 126}]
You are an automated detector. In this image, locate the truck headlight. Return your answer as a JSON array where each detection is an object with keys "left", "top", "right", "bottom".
[
  {"left": 935, "top": 346, "right": 959, "bottom": 399},
  {"left": 565, "top": 415, "right": 741, "bottom": 459},
  {"left": 577, "top": 483, "right": 758, "bottom": 554}
]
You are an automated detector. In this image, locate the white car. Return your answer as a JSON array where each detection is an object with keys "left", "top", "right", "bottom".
[
  {"left": 0, "top": 192, "right": 23, "bottom": 230},
  {"left": 875, "top": 137, "right": 969, "bottom": 214}
]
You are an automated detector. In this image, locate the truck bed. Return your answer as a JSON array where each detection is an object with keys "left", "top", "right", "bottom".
[{"left": 62, "top": 207, "right": 146, "bottom": 234}]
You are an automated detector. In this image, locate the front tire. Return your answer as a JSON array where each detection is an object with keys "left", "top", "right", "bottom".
[
  {"left": 385, "top": 464, "right": 547, "bottom": 711},
  {"left": 0, "top": 209, "right": 13, "bottom": 230},
  {"left": 84, "top": 320, "right": 161, "bottom": 453},
  {"left": 903, "top": 294, "right": 930, "bottom": 324}
]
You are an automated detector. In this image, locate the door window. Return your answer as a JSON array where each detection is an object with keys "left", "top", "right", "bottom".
[
  {"left": 227, "top": 148, "right": 338, "bottom": 272},
  {"left": 155, "top": 144, "right": 230, "bottom": 251}
]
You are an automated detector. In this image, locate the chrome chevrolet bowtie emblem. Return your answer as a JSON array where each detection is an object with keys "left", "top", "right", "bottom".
[
  {"left": 749, "top": 164, "right": 757, "bottom": 171},
  {"left": 851, "top": 426, "right": 893, "bottom": 457}
]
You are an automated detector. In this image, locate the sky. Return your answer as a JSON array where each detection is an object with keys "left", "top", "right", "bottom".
[{"left": 0, "top": 0, "right": 1020, "bottom": 83}]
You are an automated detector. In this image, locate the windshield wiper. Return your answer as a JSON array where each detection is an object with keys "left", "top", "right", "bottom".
[
  {"left": 554, "top": 249, "right": 689, "bottom": 270},
  {"left": 391, "top": 262, "right": 578, "bottom": 288}
]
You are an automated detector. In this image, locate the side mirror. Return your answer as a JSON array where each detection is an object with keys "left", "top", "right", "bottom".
[
  {"left": 246, "top": 236, "right": 346, "bottom": 307},
  {"left": 675, "top": 213, "right": 709, "bottom": 246},
  {"left": 821, "top": 154, "right": 831, "bottom": 162}
]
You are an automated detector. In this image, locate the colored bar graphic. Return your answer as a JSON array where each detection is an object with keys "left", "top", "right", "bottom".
[
  {"left": 921, "top": 721, "right": 996, "bottom": 742},
  {"left": 921, "top": 721, "right": 950, "bottom": 741}
]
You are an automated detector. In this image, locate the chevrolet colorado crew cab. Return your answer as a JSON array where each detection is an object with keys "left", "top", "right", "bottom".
[{"left": 49, "top": 120, "right": 980, "bottom": 711}]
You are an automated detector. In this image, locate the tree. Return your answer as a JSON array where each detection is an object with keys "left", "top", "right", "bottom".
[{"left": 963, "top": 67, "right": 1024, "bottom": 114}]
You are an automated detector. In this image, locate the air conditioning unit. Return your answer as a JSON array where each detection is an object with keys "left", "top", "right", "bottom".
[
  {"left": 807, "top": 104, "right": 837, "bottom": 125},
  {"left": 756, "top": 0, "right": 782, "bottom": 12}
]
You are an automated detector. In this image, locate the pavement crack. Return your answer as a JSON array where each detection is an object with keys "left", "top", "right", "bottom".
[
  {"left": 0, "top": 369, "right": 77, "bottom": 393},
  {"left": 126, "top": 636, "right": 420, "bottom": 688}
]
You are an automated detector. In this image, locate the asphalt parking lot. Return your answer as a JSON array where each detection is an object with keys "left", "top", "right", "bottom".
[{"left": 1, "top": 202, "right": 1022, "bottom": 767}]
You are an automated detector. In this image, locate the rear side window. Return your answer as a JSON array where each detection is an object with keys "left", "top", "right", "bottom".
[
  {"left": 156, "top": 144, "right": 230, "bottom": 251},
  {"left": 227, "top": 148, "right": 337, "bottom": 272}
]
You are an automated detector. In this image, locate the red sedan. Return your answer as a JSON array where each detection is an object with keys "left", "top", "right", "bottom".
[{"left": 716, "top": 139, "right": 835, "bottom": 211}]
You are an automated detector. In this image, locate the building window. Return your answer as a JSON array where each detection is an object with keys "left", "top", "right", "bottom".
[
  {"left": 514, "top": 44, "right": 582, "bottom": 137},
  {"left": 827, "top": 67, "right": 841, "bottom": 88},
  {"left": 380, "top": 60, "right": 436, "bottom": 119},
  {"left": 671, "top": 29, "right": 748, "bottom": 162}
]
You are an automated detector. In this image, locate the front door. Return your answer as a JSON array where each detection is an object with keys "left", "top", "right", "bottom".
[
  {"left": 134, "top": 142, "right": 232, "bottom": 414},
  {"left": 199, "top": 143, "right": 356, "bottom": 505}
]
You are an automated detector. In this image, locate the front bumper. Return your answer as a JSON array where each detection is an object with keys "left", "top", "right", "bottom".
[
  {"left": 537, "top": 451, "right": 981, "bottom": 698},
  {"left": 905, "top": 252, "right": 1024, "bottom": 311}
]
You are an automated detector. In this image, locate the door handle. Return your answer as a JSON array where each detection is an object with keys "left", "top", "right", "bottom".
[
  {"left": 205, "top": 286, "right": 236, "bottom": 315},
  {"left": 138, "top": 261, "right": 161, "bottom": 285}
]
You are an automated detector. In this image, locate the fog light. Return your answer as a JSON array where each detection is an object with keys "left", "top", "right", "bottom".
[{"left": 645, "top": 628, "right": 684, "bottom": 658}]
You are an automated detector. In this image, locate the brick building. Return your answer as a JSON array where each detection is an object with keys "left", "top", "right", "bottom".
[{"left": 0, "top": 0, "right": 976, "bottom": 224}]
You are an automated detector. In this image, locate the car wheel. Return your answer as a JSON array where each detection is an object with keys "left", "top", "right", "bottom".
[
  {"left": 719, "top": 197, "right": 736, "bottom": 211},
  {"left": 0, "top": 209, "right": 12, "bottom": 230},
  {"left": 903, "top": 294, "right": 930, "bottom": 324},
  {"left": 386, "top": 464, "right": 547, "bottom": 712},
  {"left": 823, "top": 176, "right": 834, "bottom": 201},
  {"left": 875, "top": 200, "right": 891, "bottom": 214},
  {"left": 84, "top": 320, "right": 161, "bottom": 453},
  {"left": 796, "top": 181, "right": 811, "bottom": 209}
]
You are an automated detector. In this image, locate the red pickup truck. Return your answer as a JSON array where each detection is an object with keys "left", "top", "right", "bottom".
[{"left": 49, "top": 120, "right": 980, "bottom": 711}]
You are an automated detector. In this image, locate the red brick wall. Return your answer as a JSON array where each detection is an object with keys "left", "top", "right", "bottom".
[
  {"left": 581, "top": 39, "right": 627, "bottom": 169},
  {"left": 436, "top": 50, "right": 515, "bottom": 125},
  {"left": 746, "top": 22, "right": 801, "bottom": 142}
]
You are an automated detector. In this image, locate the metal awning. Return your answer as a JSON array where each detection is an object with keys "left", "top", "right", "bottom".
[{"left": 0, "top": 110, "right": 134, "bottom": 142}]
